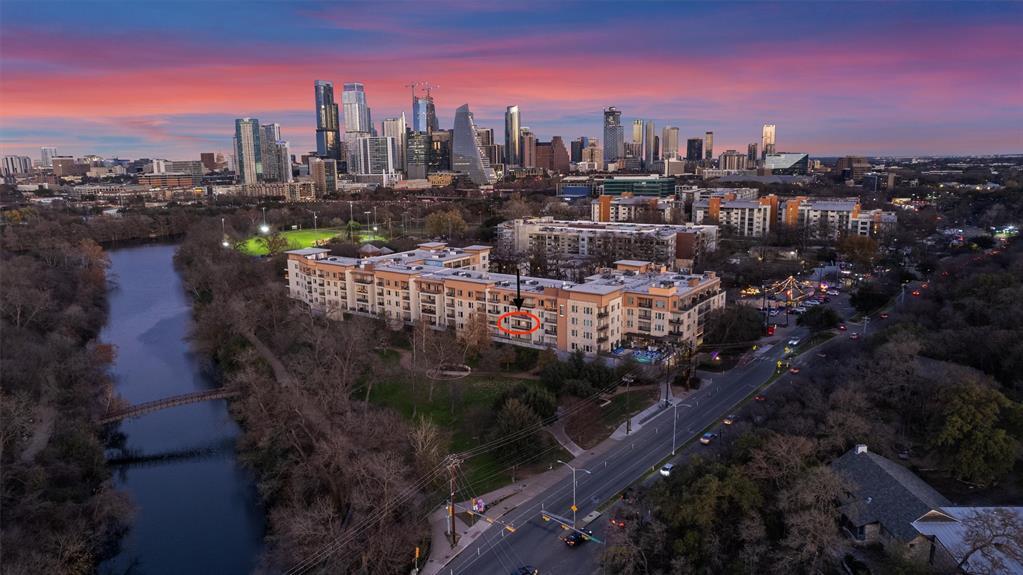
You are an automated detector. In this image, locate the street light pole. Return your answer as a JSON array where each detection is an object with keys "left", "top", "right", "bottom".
[
  {"left": 557, "top": 460, "right": 590, "bottom": 528},
  {"left": 672, "top": 400, "right": 679, "bottom": 455}
]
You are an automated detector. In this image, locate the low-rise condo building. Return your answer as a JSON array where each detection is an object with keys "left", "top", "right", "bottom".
[{"left": 498, "top": 217, "right": 718, "bottom": 272}]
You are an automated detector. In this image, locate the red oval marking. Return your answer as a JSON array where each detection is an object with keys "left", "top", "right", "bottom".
[{"left": 497, "top": 310, "right": 541, "bottom": 336}]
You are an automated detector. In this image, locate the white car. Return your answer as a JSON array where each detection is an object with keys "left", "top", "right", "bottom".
[
  {"left": 659, "top": 463, "right": 675, "bottom": 477},
  {"left": 805, "top": 300, "right": 820, "bottom": 306},
  {"left": 794, "top": 306, "right": 807, "bottom": 314},
  {"left": 788, "top": 338, "right": 801, "bottom": 346}
]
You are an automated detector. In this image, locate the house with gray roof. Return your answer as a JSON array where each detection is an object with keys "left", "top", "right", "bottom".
[{"left": 831, "top": 445, "right": 952, "bottom": 560}]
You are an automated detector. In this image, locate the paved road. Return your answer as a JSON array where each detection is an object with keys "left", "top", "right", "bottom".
[{"left": 444, "top": 327, "right": 809, "bottom": 575}]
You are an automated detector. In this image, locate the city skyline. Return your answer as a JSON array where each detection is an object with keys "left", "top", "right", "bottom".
[{"left": 1, "top": 1, "right": 1021, "bottom": 160}]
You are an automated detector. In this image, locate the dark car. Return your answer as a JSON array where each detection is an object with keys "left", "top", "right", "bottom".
[
  {"left": 560, "top": 529, "right": 594, "bottom": 547},
  {"left": 511, "top": 566, "right": 538, "bottom": 575}
]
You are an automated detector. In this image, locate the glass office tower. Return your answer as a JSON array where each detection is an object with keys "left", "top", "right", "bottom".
[{"left": 452, "top": 104, "right": 497, "bottom": 185}]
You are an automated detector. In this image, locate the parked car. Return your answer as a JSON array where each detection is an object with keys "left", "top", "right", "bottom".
[
  {"left": 849, "top": 333, "right": 860, "bottom": 340},
  {"left": 879, "top": 312, "right": 889, "bottom": 319},
  {"left": 788, "top": 338, "right": 801, "bottom": 346},
  {"left": 699, "top": 433, "right": 717, "bottom": 445},
  {"left": 789, "top": 367, "right": 801, "bottom": 374},
  {"left": 794, "top": 306, "right": 807, "bottom": 313},
  {"left": 912, "top": 290, "right": 921, "bottom": 296},
  {"left": 754, "top": 394, "right": 767, "bottom": 402},
  {"left": 827, "top": 290, "right": 840, "bottom": 296},
  {"left": 659, "top": 463, "right": 675, "bottom": 477},
  {"left": 511, "top": 567, "right": 538, "bottom": 575},
  {"left": 561, "top": 529, "right": 594, "bottom": 547},
  {"left": 838, "top": 324, "right": 847, "bottom": 331},
  {"left": 723, "top": 414, "right": 736, "bottom": 425}
]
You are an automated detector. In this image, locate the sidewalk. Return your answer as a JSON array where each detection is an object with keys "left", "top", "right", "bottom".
[
  {"left": 546, "top": 409, "right": 584, "bottom": 457},
  {"left": 421, "top": 379, "right": 688, "bottom": 574}
]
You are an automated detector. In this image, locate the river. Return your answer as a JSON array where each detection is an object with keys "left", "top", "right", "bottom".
[{"left": 100, "top": 243, "right": 265, "bottom": 574}]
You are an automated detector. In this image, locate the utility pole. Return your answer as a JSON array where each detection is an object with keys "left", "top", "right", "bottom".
[{"left": 446, "top": 455, "right": 462, "bottom": 547}]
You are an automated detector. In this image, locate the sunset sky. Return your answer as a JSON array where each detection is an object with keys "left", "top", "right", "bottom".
[{"left": 1, "top": 0, "right": 1021, "bottom": 160}]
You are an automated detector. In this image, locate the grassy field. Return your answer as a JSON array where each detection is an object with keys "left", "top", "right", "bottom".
[
  {"left": 238, "top": 227, "right": 387, "bottom": 255},
  {"left": 366, "top": 364, "right": 567, "bottom": 494}
]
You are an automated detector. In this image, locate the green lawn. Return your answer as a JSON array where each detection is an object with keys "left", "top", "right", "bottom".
[
  {"left": 366, "top": 369, "right": 567, "bottom": 494},
  {"left": 238, "top": 227, "right": 344, "bottom": 255},
  {"left": 237, "top": 227, "right": 389, "bottom": 255}
]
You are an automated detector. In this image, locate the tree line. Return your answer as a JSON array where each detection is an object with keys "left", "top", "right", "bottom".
[{"left": 1, "top": 209, "right": 132, "bottom": 574}]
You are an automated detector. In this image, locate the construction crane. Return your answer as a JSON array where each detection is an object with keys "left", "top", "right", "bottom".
[
  {"left": 419, "top": 81, "right": 438, "bottom": 97},
  {"left": 404, "top": 81, "right": 418, "bottom": 101}
]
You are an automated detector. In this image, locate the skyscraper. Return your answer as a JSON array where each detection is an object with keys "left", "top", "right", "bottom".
[
  {"left": 519, "top": 128, "right": 537, "bottom": 168},
  {"left": 644, "top": 121, "right": 656, "bottom": 166},
  {"left": 406, "top": 132, "right": 429, "bottom": 179},
  {"left": 452, "top": 104, "right": 496, "bottom": 185},
  {"left": 570, "top": 137, "right": 588, "bottom": 163},
  {"left": 260, "top": 123, "right": 290, "bottom": 182},
  {"left": 762, "top": 124, "right": 776, "bottom": 158},
  {"left": 661, "top": 127, "right": 679, "bottom": 160},
  {"left": 382, "top": 113, "right": 408, "bottom": 172},
  {"left": 261, "top": 123, "right": 279, "bottom": 179},
  {"left": 40, "top": 146, "right": 57, "bottom": 167},
  {"left": 413, "top": 95, "right": 438, "bottom": 133},
  {"left": 356, "top": 137, "right": 398, "bottom": 175},
  {"left": 342, "top": 83, "right": 370, "bottom": 134},
  {"left": 504, "top": 105, "right": 521, "bottom": 167},
  {"left": 314, "top": 80, "right": 340, "bottom": 159},
  {"left": 603, "top": 107, "right": 624, "bottom": 164},
  {"left": 234, "top": 118, "right": 261, "bottom": 184},
  {"left": 686, "top": 138, "right": 703, "bottom": 161},
  {"left": 429, "top": 130, "right": 452, "bottom": 172},
  {"left": 549, "top": 136, "right": 570, "bottom": 173},
  {"left": 632, "top": 120, "right": 644, "bottom": 147},
  {"left": 747, "top": 143, "right": 759, "bottom": 166},
  {"left": 704, "top": 132, "right": 714, "bottom": 161}
]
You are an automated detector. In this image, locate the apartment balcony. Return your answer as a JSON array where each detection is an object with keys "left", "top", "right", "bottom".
[
  {"left": 355, "top": 296, "right": 369, "bottom": 304},
  {"left": 638, "top": 322, "right": 652, "bottom": 332},
  {"left": 422, "top": 306, "right": 437, "bottom": 316},
  {"left": 353, "top": 277, "right": 373, "bottom": 285},
  {"left": 544, "top": 328, "right": 557, "bottom": 336},
  {"left": 597, "top": 311, "right": 609, "bottom": 319},
  {"left": 597, "top": 336, "right": 609, "bottom": 344},
  {"left": 420, "top": 286, "right": 443, "bottom": 295},
  {"left": 446, "top": 311, "right": 456, "bottom": 318},
  {"left": 637, "top": 301, "right": 653, "bottom": 309},
  {"left": 422, "top": 294, "right": 437, "bottom": 304},
  {"left": 474, "top": 295, "right": 487, "bottom": 302},
  {"left": 597, "top": 324, "right": 609, "bottom": 332},
  {"left": 669, "top": 317, "right": 683, "bottom": 325},
  {"left": 638, "top": 312, "right": 652, "bottom": 321}
]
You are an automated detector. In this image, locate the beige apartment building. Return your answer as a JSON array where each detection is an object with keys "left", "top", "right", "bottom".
[{"left": 286, "top": 242, "right": 725, "bottom": 355}]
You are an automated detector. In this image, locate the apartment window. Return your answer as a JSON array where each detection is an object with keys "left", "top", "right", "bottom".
[
  {"left": 571, "top": 305, "right": 578, "bottom": 313},
  {"left": 571, "top": 329, "right": 578, "bottom": 337},
  {"left": 559, "top": 305, "right": 565, "bottom": 317}
]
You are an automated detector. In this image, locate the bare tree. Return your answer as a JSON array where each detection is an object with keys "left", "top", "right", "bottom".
[{"left": 957, "top": 508, "right": 1023, "bottom": 574}]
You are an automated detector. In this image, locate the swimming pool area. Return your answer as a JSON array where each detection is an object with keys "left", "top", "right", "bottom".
[{"left": 613, "top": 347, "right": 667, "bottom": 364}]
